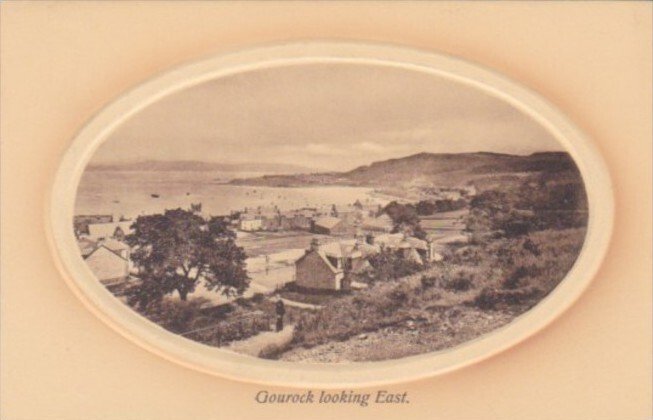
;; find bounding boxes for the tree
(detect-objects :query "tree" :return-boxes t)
[383,201,427,239]
[416,200,437,216]
[124,208,249,309]
[361,247,422,283]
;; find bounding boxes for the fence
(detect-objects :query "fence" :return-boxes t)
[180,310,272,347]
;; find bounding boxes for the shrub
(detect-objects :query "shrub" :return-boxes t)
[522,239,541,256]
[251,293,266,303]
[445,277,474,292]
[420,275,438,289]
[185,311,271,346]
[502,265,540,289]
[291,280,419,349]
[473,286,543,311]
[389,288,408,303]
[138,298,211,334]
[365,248,423,283]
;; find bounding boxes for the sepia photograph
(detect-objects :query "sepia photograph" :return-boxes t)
[71,61,589,363]
[4,3,650,418]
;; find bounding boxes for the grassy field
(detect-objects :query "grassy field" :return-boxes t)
[275,227,586,362]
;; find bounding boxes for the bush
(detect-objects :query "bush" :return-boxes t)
[473,286,543,311]
[364,248,423,284]
[292,280,419,349]
[185,311,271,346]
[445,277,474,292]
[420,275,438,289]
[251,293,266,303]
[138,298,211,334]
[389,288,408,304]
[502,265,539,289]
[522,239,541,256]
[135,298,272,347]
[466,174,588,239]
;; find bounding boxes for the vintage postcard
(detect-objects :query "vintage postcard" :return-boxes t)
[48,43,613,386]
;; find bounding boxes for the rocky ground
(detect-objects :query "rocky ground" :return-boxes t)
[280,304,515,363]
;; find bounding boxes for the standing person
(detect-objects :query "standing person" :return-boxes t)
[275,298,285,332]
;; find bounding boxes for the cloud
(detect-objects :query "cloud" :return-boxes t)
[93,63,562,170]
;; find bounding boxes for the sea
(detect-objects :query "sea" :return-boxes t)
[76,170,388,296]
[75,170,382,219]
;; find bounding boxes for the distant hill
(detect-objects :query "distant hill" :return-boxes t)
[87,160,315,174]
[228,151,580,188]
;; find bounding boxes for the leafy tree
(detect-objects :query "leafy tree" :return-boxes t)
[416,200,437,216]
[361,248,422,283]
[416,198,468,215]
[383,201,427,239]
[125,208,249,309]
[466,175,588,238]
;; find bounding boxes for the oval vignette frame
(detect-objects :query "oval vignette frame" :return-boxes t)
[46,42,614,388]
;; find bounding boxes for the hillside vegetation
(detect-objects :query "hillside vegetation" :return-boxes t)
[228,151,580,188]
[275,161,588,362]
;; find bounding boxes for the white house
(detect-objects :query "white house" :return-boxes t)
[239,216,263,232]
[84,245,129,286]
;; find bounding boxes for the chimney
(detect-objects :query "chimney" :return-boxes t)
[309,238,320,252]
[366,233,375,245]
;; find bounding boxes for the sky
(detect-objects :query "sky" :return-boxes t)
[91,63,562,172]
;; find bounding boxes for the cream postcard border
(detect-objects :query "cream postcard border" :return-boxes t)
[45,42,614,388]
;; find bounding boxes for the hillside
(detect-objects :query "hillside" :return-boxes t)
[228,151,581,188]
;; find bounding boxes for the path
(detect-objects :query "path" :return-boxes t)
[280,298,322,310]
[226,325,295,357]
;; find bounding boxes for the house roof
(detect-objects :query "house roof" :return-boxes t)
[84,244,127,261]
[353,242,380,257]
[100,238,129,253]
[317,238,382,261]
[314,216,342,229]
[317,251,342,273]
[319,241,352,258]
[374,233,429,250]
[362,214,394,231]
[88,221,134,239]
[374,233,404,248]
[77,237,97,256]
[83,245,128,283]
[294,248,342,274]
[406,237,428,250]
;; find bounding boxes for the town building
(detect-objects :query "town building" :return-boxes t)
[77,237,97,257]
[361,213,394,233]
[239,215,263,232]
[83,245,130,287]
[294,233,441,291]
[294,240,346,291]
[311,216,354,236]
[87,221,134,241]
[373,233,442,264]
